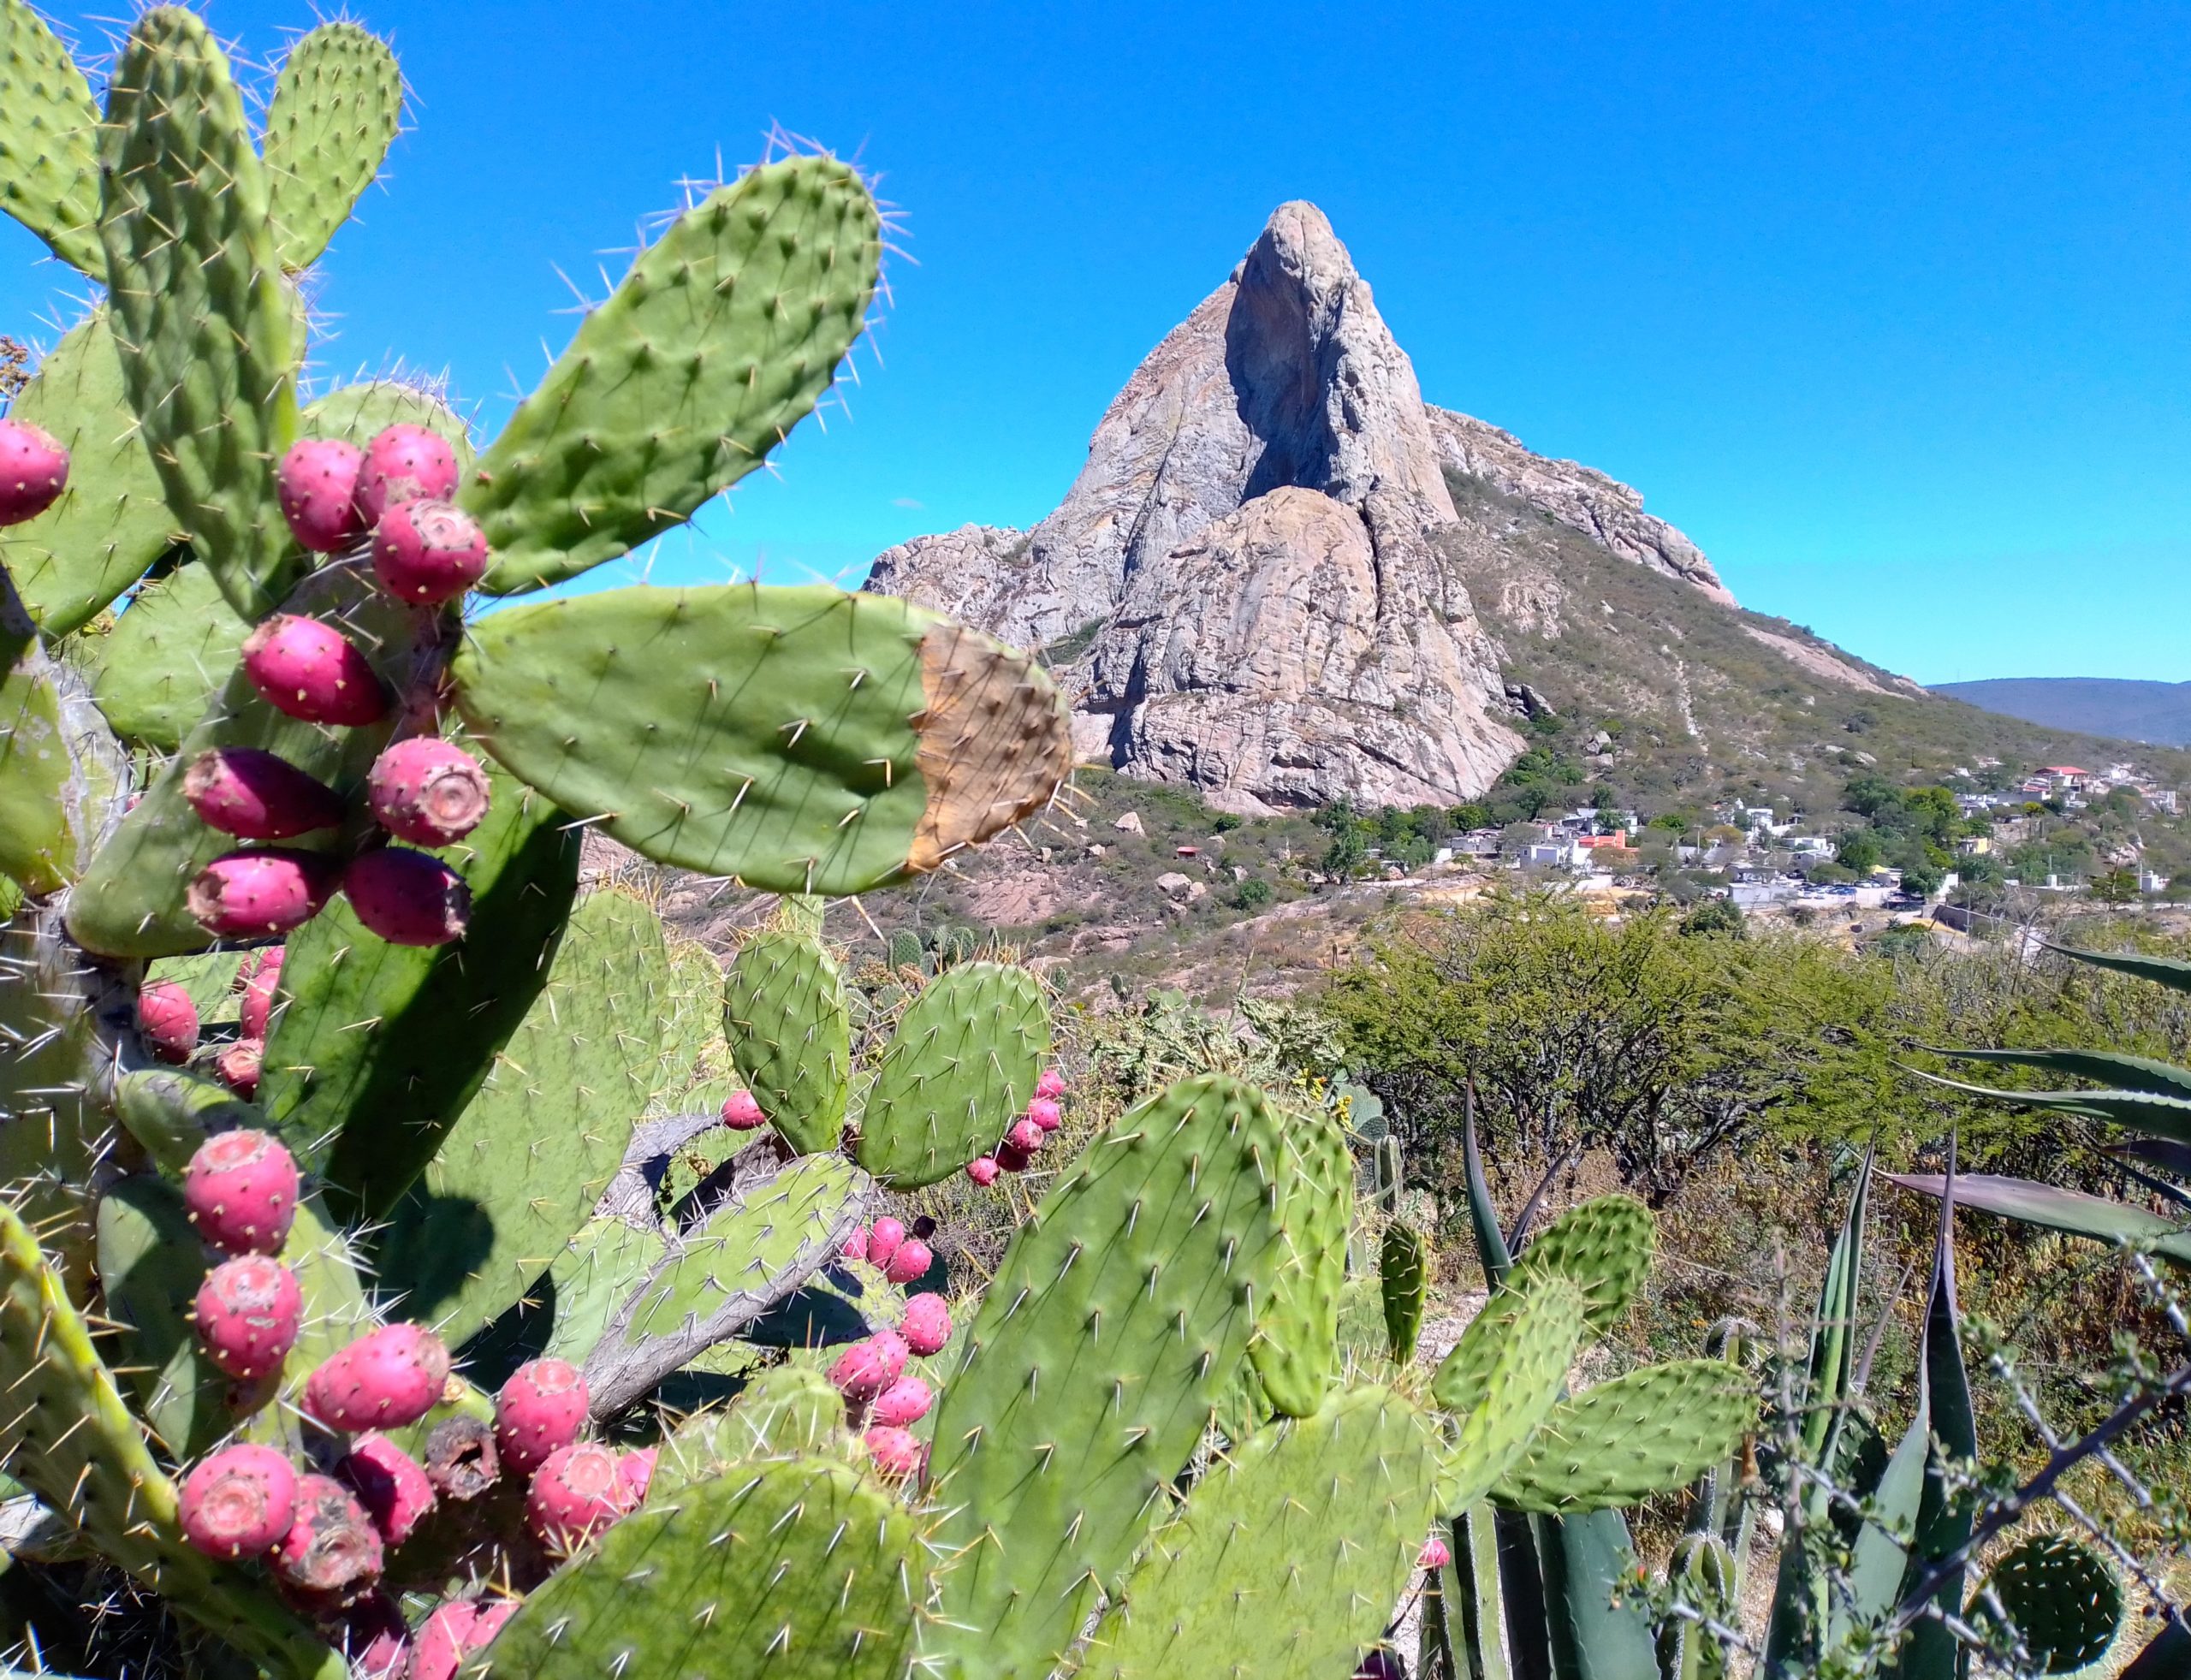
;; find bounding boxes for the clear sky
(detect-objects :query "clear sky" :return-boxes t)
[7,1,2190,686]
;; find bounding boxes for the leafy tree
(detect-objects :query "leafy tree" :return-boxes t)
[1837,829,1882,874]
[1232,876,1274,910]
[2090,868,2140,905]
[1449,802,1493,831]
[1679,896,1746,938]
[1900,860,1945,898]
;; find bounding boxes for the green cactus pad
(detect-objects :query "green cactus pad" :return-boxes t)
[656,1365,848,1497]
[723,926,852,1154]
[301,377,475,466]
[99,8,304,623]
[1250,1103,1352,1416]
[924,1074,1293,1680]
[1381,1220,1428,1366]
[1080,1385,1445,1680]
[478,1455,929,1680]
[263,764,579,1224]
[66,564,430,959]
[145,947,245,1024]
[855,959,1049,1188]
[537,1214,666,1374]
[586,1153,871,1414]
[1433,1274,1587,1511]
[263,22,402,272]
[466,156,880,595]
[1491,1358,1757,1514]
[1509,1194,1654,1337]
[95,1175,228,1459]
[0,1200,346,1680]
[449,584,1072,894]
[111,1066,253,1174]
[1973,1532,2123,1674]
[0,0,102,272]
[90,561,252,751]
[372,888,661,1347]
[0,310,180,635]
[1,592,128,893]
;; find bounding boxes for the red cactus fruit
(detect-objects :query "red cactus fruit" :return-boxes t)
[354,424,460,525]
[137,980,199,1066]
[178,1443,297,1558]
[618,1446,657,1507]
[995,1138,1036,1173]
[336,1433,437,1547]
[870,1374,934,1428]
[1034,1068,1066,1101]
[525,1441,635,1550]
[840,1229,868,1260]
[343,848,471,947]
[305,1323,452,1433]
[965,1155,1001,1186]
[1006,1117,1045,1155]
[194,1253,303,1380]
[277,437,368,553]
[183,1129,299,1255]
[333,1590,409,1680]
[1420,1535,1452,1570]
[183,747,345,840]
[272,1473,384,1600]
[721,1089,766,1131]
[238,946,285,1040]
[827,1331,910,1403]
[188,850,338,939]
[241,614,389,726]
[493,1357,588,1476]
[365,737,491,846]
[370,499,489,604]
[217,1038,264,1100]
[421,1415,500,1501]
[864,1425,924,1481]
[864,1217,905,1268]
[408,1598,516,1680]
[900,1292,953,1357]
[1025,1096,1063,1133]
[0,419,68,526]
[882,1238,933,1286]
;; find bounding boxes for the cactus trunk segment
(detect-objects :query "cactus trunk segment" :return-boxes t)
[0,1201,347,1680]
[1381,1220,1427,1366]
[449,585,1072,894]
[90,561,252,751]
[2,585,129,893]
[854,959,1048,1188]
[1250,1102,1352,1416]
[263,765,579,1223]
[477,1455,931,1680]
[724,925,852,1154]
[1080,1385,1446,1680]
[98,8,305,623]
[1488,1361,1756,1515]
[263,22,403,272]
[95,1174,230,1458]
[0,0,103,272]
[923,1073,1292,1680]
[0,309,180,636]
[466,157,881,596]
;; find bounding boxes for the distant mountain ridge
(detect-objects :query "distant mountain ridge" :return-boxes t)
[1934,679,2191,748]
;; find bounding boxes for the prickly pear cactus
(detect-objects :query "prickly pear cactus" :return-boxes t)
[855,959,1048,1188]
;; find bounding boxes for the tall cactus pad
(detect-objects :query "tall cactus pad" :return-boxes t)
[0,0,102,271]
[1974,1533,2123,1674]
[1080,1386,1445,1680]
[1,597,128,893]
[1381,1220,1428,1366]
[1509,1194,1654,1336]
[90,561,251,751]
[264,766,579,1222]
[924,1074,1292,1680]
[1432,1275,1586,1510]
[723,926,851,1153]
[1491,1359,1757,1515]
[1250,1104,1351,1416]
[478,1456,929,1680]
[450,585,1072,893]
[95,1175,229,1459]
[0,1202,346,1680]
[263,22,402,271]
[99,7,303,622]
[0,311,179,635]
[466,157,881,595]
[855,960,1048,1188]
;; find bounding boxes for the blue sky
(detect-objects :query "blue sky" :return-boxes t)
[7,0,2191,685]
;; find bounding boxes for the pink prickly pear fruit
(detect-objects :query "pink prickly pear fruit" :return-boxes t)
[525,1441,635,1551]
[217,1038,264,1100]
[422,1415,499,1501]
[353,424,459,525]
[336,1433,438,1547]
[305,1322,452,1433]
[183,747,344,840]
[188,850,338,939]
[343,848,472,947]
[1025,1096,1063,1133]
[335,1590,409,1680]
[241,614,390,727]
[864,1425,924,1481]
[277,437,368,553]
[995,1138,1036,1174]
[864,1217,906,1268]
[194,1253,303,1380]
[965,1155,1000,1187]
[178,1442,297,1558]
[0,419,68,526]
[1005,1117,1045,1155]
[238,946,285,1039]
[1034,1068,1066,1101]
[493,1357,588,1476]
[370,499,489,605]
[365,738,491,846]
[1420,1535,1452,1570]
[721,1089,766,1131]
[618,1446,657,1507]
[841,1228,868,1260]
[882,1238,933,1286]
[870,1374,934,1428]
[184,1129,300,1255]
[827,1331,910,1403]
[137,981,199,1066]
[272,1473,384,1599]
[408,1599,515,1680]
[900,1293,953,1357]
